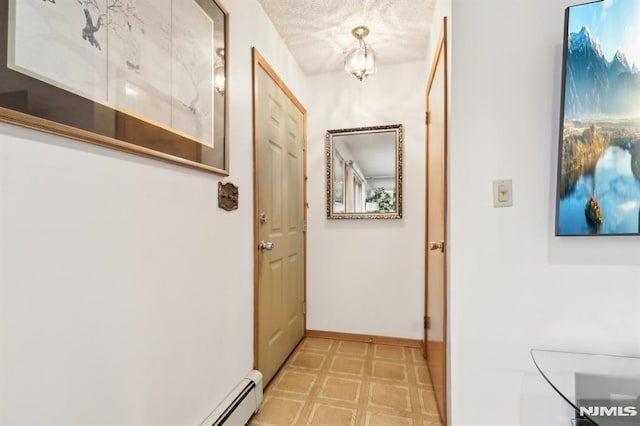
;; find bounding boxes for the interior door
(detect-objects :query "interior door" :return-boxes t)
[425,17,448,426]
[253,49,306,386]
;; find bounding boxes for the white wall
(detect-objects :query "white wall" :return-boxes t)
[306,61,428,339]
[0,1,307,424]
[450,0,640,425]
[427,0,451,68]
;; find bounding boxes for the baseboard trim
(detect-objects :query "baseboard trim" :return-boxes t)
[426,340,445,352]
[305,329,422,349]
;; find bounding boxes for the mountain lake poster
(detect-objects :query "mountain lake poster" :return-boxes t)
[557,0,640,236]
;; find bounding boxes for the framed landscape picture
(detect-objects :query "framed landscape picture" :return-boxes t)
[0,0,228,175]
[556,0,640,235]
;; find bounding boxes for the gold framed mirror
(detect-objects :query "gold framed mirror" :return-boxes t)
[326,124,403,219]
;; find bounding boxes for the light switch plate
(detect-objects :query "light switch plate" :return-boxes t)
[493,179,512,207]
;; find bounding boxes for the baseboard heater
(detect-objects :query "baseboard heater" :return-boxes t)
[200,370,263,426]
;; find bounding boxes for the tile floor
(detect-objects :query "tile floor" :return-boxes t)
[249,337,442,426]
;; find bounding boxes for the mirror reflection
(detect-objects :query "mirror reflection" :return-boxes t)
[326,124,403,219]
[201,0,228,171]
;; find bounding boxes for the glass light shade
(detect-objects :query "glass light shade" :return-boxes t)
[214,65,225,95]
[344,42,377,81]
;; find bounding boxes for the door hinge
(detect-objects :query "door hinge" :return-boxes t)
[303,302,307,314]
[303,219,307,233]
[426,111,431,125]
[424,316,431,330]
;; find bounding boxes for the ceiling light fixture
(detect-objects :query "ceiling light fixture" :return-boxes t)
[214,48,226,95]
[344,26,377,81]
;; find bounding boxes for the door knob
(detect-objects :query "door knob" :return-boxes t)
[429,240,445,252]
[259,241,275,252]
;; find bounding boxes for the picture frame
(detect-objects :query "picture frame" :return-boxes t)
[556,0,640,235]
[0,0,229,175]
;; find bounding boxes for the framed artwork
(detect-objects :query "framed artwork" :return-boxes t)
[0,0,229,175]
[556,0,640,235]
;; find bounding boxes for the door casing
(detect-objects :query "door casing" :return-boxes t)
[424,16,448,426]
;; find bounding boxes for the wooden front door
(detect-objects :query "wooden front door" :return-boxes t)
[253,49,306,385]
[425,17,448,426]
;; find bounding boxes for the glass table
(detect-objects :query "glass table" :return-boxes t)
[531,349,640,426]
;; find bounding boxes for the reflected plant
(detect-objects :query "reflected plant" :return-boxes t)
[366,187,395,212]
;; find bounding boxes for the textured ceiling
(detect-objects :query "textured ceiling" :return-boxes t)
[257,0,437,75]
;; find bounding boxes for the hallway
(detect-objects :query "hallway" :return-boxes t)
[249,338,441,425]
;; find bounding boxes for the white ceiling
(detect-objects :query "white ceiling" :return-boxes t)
[333,131,396,178]
[256,0,437,75]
